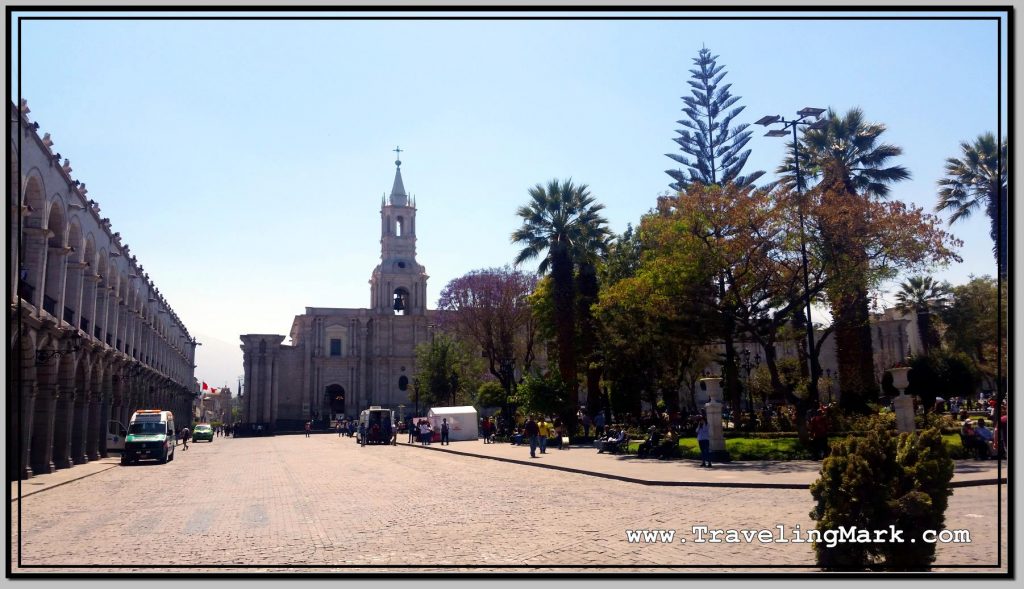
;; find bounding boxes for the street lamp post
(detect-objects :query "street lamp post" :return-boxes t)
[739,348,761,412]
[413,378,420,417]
[756,107,827,404]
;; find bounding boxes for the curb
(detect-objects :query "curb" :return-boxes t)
[400,443,1008,490]
[11,463,120,501]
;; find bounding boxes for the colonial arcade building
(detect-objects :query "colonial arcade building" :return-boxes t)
[240,155,436,432]
[9,101,198,479]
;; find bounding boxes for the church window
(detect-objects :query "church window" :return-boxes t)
[396,216,404,237]
[397,261,406,269]
[398,375,409,391]
[330,338,342,357]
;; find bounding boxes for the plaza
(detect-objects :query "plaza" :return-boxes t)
[9,435,1008,573]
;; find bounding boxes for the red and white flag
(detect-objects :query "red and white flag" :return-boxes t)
[202,382,208,391]
[211,387,218,394]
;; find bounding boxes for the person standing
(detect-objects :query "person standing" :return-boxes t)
[440,418,450,445]
[180,426,190,451]
[594,411,606,438]
[581,412,591,439]
[524,415,540,458]
[481,417,491,443]
[337,420,344,437]
[407,417,416,443]
[304,421,312,438]
[696,416,710,468]
[808,408,829,460]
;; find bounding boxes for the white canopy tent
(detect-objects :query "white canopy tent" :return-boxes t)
[427,406,479,442]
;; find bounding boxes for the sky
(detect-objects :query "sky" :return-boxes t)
[11,9,1009,391]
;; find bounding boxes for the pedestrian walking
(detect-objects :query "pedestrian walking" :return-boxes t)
[408,417,416,443]
[696,416,711,468]
[441,418,450,445]
[305,421,312,438]
[524,415,540,458]
[181,426,190,450]
[538,417,550,454]
[337,420,344,437]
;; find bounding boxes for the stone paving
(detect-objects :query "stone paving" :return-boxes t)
[8,434,1009,574]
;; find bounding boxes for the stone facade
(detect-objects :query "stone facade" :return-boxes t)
[9,100,198,479]
[240,157,436,432]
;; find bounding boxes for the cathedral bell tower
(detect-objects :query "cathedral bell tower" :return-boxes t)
[369,148,428,316]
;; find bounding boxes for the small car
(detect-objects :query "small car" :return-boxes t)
[192,423,214,442]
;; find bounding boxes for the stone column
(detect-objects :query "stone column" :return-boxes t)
[30,372,59,475]
[85,365,104,461]
[889,367,915,434]
[51,356,76,469]
[19,379,38,479]
[99,372,112,458]
[700,377,731,462]
[72,368,91,465]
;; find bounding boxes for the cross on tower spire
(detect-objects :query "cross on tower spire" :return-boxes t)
[393,145,403,166]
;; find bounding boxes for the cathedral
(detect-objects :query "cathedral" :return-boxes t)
[240,154,436,432]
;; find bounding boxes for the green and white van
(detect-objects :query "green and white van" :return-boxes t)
[122,410,176,465]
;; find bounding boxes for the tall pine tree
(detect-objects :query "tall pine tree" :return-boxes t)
[666,46,763,190]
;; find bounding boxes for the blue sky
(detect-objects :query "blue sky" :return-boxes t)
[12,11,1008,390]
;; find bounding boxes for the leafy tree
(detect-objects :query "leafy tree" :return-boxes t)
[665,46,763,190]
[936,132,1008,275]
[600,224,643,287]
[412,333,481,409]
[894,275,951,355]
[905,350,980,412]
[781,108,911,412]
[511,372,568,420]
[512,179,609,431]
[939,275,1004,392]
[475,381,505,412]
[437,267,537,426]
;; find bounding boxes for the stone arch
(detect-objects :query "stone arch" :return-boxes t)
[19,175,47,303]
[64,220,84,328]
[9,139,19,295]
[42,197,67,317]
[325,384,346,418]
[80,235,97,336]
[392,287,409,316]
[95,250,109,343]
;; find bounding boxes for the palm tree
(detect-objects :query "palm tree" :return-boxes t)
[779,108,910,412]
[512,179,609,425]
[778,107,910,196]
[894,275,951,355]
[936,132,1008,276]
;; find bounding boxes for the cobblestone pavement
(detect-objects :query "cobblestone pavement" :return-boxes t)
[9,435,1009,574]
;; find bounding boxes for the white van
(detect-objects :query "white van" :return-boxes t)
[122,410,176,464]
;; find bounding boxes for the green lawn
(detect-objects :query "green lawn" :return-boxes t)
[626,433,966,461]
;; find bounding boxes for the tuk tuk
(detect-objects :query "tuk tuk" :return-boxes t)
[359,406,396,446]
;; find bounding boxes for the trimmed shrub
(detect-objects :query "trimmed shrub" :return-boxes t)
[809,424,954,571]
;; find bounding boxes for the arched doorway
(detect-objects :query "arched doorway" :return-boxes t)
[325,384,345,419]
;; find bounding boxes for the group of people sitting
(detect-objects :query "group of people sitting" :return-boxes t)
[961,417,999,460]
[596,428,628,454]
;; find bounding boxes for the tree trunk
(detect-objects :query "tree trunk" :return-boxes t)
[550,248,578,433]
[832,282,876,413]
